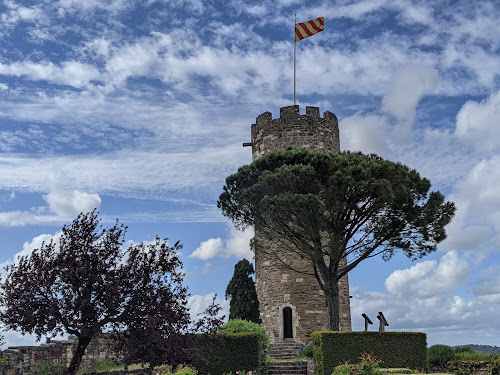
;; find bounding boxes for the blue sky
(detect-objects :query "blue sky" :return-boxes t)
[0,0,499,349]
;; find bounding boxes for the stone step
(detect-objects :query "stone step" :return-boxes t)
[271,347,304,352]
[270,342,304,359]
[269,362,307,368]
[271,342,304,348]
[271,353,302,359]
[269,360,307,375]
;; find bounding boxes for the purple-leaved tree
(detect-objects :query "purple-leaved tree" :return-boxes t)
[0,211,214,375]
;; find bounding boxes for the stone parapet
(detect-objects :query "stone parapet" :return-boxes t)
[251,105,340,160]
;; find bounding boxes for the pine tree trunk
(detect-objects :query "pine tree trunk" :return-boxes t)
[64,335,92,375]
[325,280,340,331]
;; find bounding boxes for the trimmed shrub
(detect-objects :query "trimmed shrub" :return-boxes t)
[311,331,427,375]
[218,319,269,356]
[197,332,264,375]
[218,319,269,374]
[428,344,455,366]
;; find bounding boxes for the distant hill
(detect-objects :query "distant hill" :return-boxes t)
[455,345,500,353]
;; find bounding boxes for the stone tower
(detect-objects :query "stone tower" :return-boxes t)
[249,105,351,344]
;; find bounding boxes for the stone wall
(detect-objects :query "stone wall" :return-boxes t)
[251,105,351,344]
[0,334,121,375]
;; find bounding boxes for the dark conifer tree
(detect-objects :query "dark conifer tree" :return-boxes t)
[225,259,261,323]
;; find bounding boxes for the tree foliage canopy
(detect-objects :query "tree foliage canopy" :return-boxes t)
[0,211,195,374]
[218,147,456,329]
[225,259,261,323]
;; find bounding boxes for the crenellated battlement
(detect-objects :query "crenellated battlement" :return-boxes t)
[251,105,339,160]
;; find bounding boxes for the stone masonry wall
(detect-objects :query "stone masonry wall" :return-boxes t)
[251,105,351,344]
[0,334,121,375]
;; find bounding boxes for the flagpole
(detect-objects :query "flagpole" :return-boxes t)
[293,13,296,106]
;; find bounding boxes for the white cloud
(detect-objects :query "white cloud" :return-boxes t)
[0,1,46,28]
[245,5,267,16]
[55,0,130,16]
[441,155,500,251]
[473,270,500,304]
[187,293,229,322]
[1,328,40,349]
[455,91,500,152]
[381,65,438,125]
[0,210,51,227]
[385,251,470,299]
[43,189,101,217]
[334,0,388,19]
[351,288,499,346]
[0,145,250,200]
[0,185,101,227]
[189,238,223,260]
[189,225,254,260]
[340,114,392,156]
[0,60,102,88]
[477,294,500,304]
[0,232,61,273]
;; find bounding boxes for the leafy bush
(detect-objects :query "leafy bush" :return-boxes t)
[301,343,313,358]
[174,364,198,375]
[455,346,475,354]
[81,360,121,373]
[454,352,500,361]
[427,344,456,366]
[0,334,8,365]
[332,353,385,375]
[31,352,65,375]
[448,359,500,375]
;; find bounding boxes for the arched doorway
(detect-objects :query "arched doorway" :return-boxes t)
[283,307,293,339]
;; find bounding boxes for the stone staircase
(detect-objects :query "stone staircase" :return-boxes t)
[269,342,304,359]
[269,342,307,375]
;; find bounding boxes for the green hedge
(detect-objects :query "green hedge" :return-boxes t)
[197,332,264,375]
[311,331,427,375]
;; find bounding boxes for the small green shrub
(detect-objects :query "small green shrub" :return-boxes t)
[0,334,8,365]
[427,345,456,366]
[455,346,475,354]
[81,360,121,373]
[448,359,500,375]
[332,353,385,375]
[301,343,313,358]
[31,352,65,375]
[454,352,500,361]
[174,364,198,375]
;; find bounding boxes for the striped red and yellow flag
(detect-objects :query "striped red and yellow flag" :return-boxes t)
[295,17,324,42]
